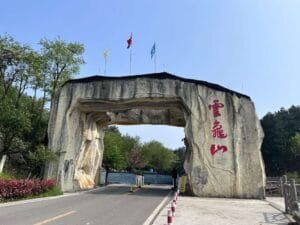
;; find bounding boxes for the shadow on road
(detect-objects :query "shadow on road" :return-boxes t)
[88,186,130,195]
[88,185,172,197]
[130,185,171,197]
[262,212,293,225]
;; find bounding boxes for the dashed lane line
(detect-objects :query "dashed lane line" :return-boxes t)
[32,210,76,225]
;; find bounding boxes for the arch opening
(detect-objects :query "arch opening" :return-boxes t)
[73,97,190,190]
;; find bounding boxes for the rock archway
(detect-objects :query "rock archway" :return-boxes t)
[45,72,265,198]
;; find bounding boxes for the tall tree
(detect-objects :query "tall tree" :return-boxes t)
[261,106,300,176]
[0,35,85,176]
[103,127,128,170]
[39,38,84,105]
[0,35,34,167]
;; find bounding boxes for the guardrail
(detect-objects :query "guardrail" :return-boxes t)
[281,175,300,223]
[266,177,282,196]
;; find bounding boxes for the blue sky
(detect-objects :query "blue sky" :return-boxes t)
[1,0,299,149]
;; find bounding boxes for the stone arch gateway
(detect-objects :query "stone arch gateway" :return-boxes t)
[45,72,265,198]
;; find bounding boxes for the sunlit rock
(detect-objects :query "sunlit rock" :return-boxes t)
[45,72,265,198]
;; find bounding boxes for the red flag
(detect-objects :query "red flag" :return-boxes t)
[127,33,132,49]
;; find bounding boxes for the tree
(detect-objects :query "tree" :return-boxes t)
[0,34,85,177]
[103,127,128,170]
[39,38,85,103]
[142,141,176,173]
[289,132,300,155]
[103,126,141,171]
[261,105,300,176]
[128,145,144,171]
[0,35,34,170]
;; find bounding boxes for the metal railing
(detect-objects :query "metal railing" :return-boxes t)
[266,177,283,196]
[281,175,300,223]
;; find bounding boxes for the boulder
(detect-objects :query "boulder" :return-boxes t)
[45,72,265,198]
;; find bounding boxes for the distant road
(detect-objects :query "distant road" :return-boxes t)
[0,185,171,225]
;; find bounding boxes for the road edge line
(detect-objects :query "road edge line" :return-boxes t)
[0,186,108,208]
[142,190,173,225]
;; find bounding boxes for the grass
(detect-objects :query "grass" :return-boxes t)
[0,172,16,179]
[34,186,63,198]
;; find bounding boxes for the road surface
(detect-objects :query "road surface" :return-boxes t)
[0,185,171,225]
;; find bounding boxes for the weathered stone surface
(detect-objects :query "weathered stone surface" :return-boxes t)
[45,72,265,198]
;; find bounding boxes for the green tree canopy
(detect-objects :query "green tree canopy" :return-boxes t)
[0,34,85,177]
[103,127,178,173]
[39,38,84,101]
[289,132,300,156]
[142,140,176,173]
[261,105,300,176]
[103,126,139,171]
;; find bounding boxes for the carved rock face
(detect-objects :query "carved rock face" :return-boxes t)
[45,73,265,198]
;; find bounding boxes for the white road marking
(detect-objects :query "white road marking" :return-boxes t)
[33,210,76,225]
[142,190,172,225]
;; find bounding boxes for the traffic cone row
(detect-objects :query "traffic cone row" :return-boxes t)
[166,189,179,225]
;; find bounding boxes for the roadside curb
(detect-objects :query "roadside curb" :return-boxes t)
[0,185,108,208]
[265,200,295,223]
[142,190,173,225]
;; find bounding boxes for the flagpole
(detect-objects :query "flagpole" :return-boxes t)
[154,52,157,73]
[104,57,107,75]
[103,49,109,75]
[127,33,133,75]
[151,42,157,73]
[129,49,132,75]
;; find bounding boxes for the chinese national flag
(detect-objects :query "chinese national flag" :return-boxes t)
[127,33,132,49]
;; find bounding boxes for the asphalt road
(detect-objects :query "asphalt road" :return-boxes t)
[0,185,171,225]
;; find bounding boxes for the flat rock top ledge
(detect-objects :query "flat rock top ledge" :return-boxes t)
[46,72,265,199]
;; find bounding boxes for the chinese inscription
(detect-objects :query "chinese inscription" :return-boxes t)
[208,100,228,156]
[211,120,227,138]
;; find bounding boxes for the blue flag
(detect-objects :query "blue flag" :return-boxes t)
[151,43,156,59]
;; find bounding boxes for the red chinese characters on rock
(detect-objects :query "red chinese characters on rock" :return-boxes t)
[208,100,224,118]
[208,99,228,156]
[211,120,227,138]
[210,144,228,155]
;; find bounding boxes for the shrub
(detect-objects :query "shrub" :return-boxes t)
[0,179,56,200]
